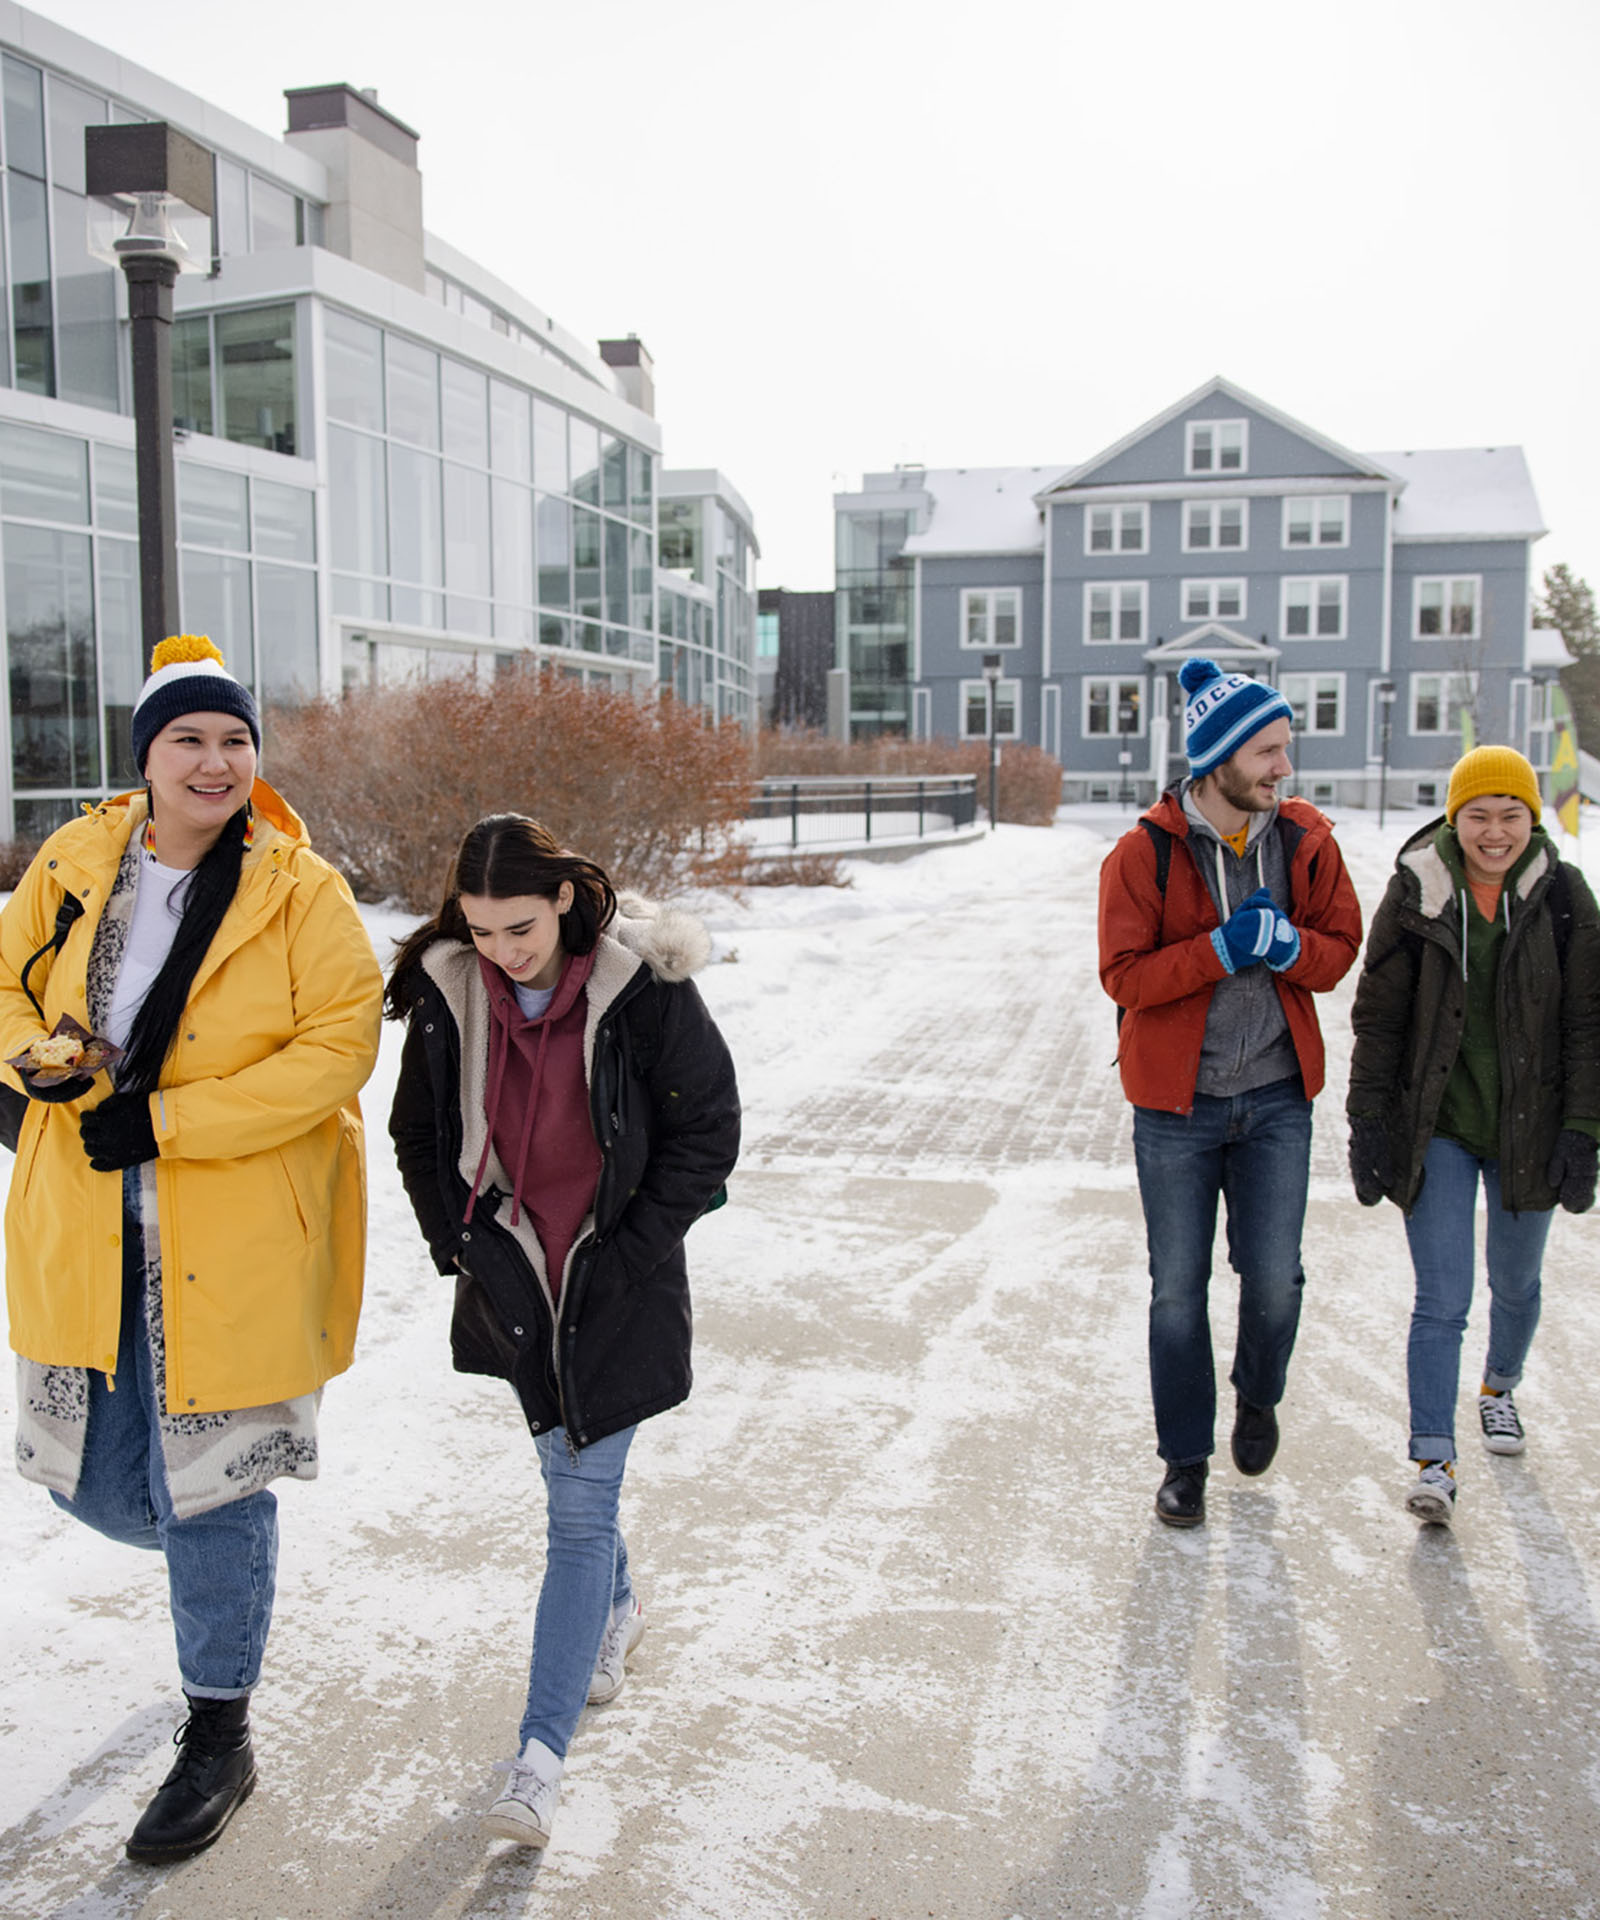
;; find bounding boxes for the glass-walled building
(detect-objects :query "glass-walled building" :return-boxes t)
[0,8,756,838]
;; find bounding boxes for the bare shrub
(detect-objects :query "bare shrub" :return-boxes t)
[266,673,753,911]
[745,852,852,888]
[0,838,41,890]
[757,728,1062,827]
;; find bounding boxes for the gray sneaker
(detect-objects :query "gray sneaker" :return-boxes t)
[588,1598,646,1705]
[484,1738,562,1848]
[1405,1460,1457,1527]
[1479,1389,1526,1455]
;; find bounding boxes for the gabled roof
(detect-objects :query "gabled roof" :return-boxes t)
[900,465,1071,556]
[1041,376,1402,496]
[1145,624,1280,665]
[1371,447,1546,542]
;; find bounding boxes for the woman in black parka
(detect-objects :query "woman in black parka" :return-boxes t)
[1348,747,1600,1529]
[387,814,738,1853]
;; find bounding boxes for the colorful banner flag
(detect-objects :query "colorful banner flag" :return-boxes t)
[1547,685,1580,838]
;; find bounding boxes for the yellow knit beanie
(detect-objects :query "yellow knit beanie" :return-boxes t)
[1445,744,1541,823]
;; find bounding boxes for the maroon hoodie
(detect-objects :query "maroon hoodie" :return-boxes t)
[464,947,601,1301]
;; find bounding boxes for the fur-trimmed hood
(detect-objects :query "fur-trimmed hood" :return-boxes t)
[610,892,712,983]
[1394,817,1554,926]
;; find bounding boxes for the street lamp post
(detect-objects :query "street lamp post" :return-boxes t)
[85,124,214,665]
[1374,679,1397,828]
[982,652,1002,831]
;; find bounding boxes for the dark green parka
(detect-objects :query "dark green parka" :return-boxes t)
[1348,818,1600,1213]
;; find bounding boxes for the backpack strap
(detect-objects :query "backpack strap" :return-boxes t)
[1138,816,1172,897]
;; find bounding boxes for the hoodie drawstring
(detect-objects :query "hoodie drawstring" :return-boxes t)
[504,1019,552,1228]
[464,1000,513,1224]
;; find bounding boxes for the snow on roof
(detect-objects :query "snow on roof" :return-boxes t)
[901,466,1072,556]
[1372,446,1546,542]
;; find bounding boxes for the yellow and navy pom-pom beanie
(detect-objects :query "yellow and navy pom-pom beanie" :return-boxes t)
[130,634,261,773]
[1445,744,1541,823]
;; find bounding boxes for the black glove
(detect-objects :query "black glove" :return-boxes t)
[19,1068,94,1103]
[1546,1127,1598,1213]
[1349,1115,1392,1207]
[80,1092,158,1171]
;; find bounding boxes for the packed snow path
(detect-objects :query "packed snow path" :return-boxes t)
[3,809,1599,1918]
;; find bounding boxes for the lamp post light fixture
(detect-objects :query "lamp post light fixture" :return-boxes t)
[1374,678,1397,828]
[85,123,215,666]
[981,652,1002,832]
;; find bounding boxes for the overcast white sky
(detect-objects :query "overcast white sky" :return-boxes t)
[37,0,1600,597]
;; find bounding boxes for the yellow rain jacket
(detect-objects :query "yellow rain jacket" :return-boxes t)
[1,780,382,1413]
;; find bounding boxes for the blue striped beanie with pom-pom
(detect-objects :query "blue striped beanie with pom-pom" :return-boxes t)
[1179,656,1294,776]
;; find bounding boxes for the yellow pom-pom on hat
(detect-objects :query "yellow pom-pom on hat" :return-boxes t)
[151,633,227,672]
[130,631,260,774]
[1446,744,1542,823]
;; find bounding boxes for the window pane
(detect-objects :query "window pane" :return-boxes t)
[629,446,653,523]
[1286,585,1310,637]
[219,305,296,455]
[492,480,533,606]
[324,309,383,430]
[966,595,987,646]
[601,434,627,510]
[180,549,254,685]
[995,686,1017,733]
[253,479,314,562]
[48,77,104,197]
[173,316,213,434]
[533,398,568,493]
[1186,584,1209,619]
[257,563,319,704]
[391,445,443,586]
[99,536,141,785]
[1118,511,1142,552]
[0,422,88,522]
[1089,588,1111,641]
[1416,680,1440,731]
[1318,501,1344,543]
[660,498,700,576]
[604,515,628,626]
[386,335,440,449]
[1287,501,1312,545]
[1450,581,1476,635]
[7,525,98,786]
[9,171,53,395]
[1090,509,1112,552]
[1218,505,1242,548]
[94,443,137,534]
[1315,683,1339,730]
[181,463,249,550]
[1191,428,1213,471]
[994,592,1019,647]
[215,158,248,260]
[964,686,987,736]
[1217,582,1242,619]
[1317,583,1342,635]
[328,426,387,576]
[570,417,601,504]
[573,507,602,621]
[490,380,532,480]
[52,185,118,410]
[332,574,388,619]
[443,462,491,597]
[249,175,298,251]
[1088,683,1109,733]
[4,56,45,175]
[1188,507,1211,548]
[441,358,489,466]
[536,493,570,608]
[1219,425,1243,469]
[630,526,653,631]
[1117,594,1141,641]
[1418,582,1443,634]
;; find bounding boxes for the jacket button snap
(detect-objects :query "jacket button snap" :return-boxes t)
[530,1421,541,1432]
[187,1398,196,1407]
[461,1230,471,1242]
[109,1234,119,1248]
[186,1272,195,1283]
[186,1032,196,1042]
[47,859,56,868]
[513,1325,524,1336]
[424,1023,434,1033]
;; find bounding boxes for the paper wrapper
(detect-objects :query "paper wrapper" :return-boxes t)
[5,1014,123,1087]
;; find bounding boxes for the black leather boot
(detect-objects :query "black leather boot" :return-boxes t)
[125,1693,256,1864]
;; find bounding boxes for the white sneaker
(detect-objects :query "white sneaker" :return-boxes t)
[484,1737,562,1848]
[1479,1389,1526,1455]
[588,1598,646,1705]
[1405,1459,1458,1527]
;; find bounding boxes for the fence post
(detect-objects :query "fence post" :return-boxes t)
[864,780,873,842]
[917,780,926,838]
[790,782,800,849]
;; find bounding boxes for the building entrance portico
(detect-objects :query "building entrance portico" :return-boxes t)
[1143,626,1281,792]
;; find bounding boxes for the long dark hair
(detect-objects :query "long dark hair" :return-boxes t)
[385,814,617,1019]
[117,804,250,1094]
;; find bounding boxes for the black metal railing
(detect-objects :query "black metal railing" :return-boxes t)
[746,774,980,851]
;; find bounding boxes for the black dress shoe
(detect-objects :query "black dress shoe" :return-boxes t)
[1155,1460,1208,1527]
[1231,1397,1280,1476]
[126,1694,256,1864]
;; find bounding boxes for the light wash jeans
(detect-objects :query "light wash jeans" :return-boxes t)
[52,1205,278,1698]
[518,1423,636,1758]
[1133,1076,1312,1465]
[1404,1134,1551,1461]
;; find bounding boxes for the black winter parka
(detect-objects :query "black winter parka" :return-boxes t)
[1348,819,1600,1213]
[389,901,740,1450]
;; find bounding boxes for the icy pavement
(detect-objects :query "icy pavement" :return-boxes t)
[3,805,1600,1918]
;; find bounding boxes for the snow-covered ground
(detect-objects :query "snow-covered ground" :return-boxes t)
[3,803,1600,1919]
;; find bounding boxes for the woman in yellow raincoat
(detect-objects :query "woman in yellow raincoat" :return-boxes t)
[0,636,381,1865]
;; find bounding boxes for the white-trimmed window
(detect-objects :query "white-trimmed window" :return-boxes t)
[1182,500,1247,552]
[1085,502,1148,555]
[1182,578,1246,622]
[1414,576,1480,640]
[1280,671,1345,735]
[1410,671,1476,735]
[1282,575,1347,639]
[1084,676,1145,737]
[1283,495,1349,548]
[1186,419,1247,475]
[961,677,1020,739]
[1084,580,1147,644]
[961,586,1021,649]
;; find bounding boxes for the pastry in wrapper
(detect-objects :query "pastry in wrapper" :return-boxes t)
[6,1014,122,1087]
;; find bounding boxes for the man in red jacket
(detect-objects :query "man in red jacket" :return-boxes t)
[1098,658,1362,1527]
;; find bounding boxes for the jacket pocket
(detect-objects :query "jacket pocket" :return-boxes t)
[450,1271,521,1379]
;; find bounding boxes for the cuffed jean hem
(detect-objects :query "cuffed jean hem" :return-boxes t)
[1483,1364,1522,1394]
[1409,1433,1457,1464]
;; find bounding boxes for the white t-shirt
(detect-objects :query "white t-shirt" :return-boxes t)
[512,980,557,1022]
[106,853,192,1051]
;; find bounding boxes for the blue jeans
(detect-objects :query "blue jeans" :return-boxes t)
[1404,1134,1550,1462]
[518,1424,636,1758]
[1133,1077,1312,1465]
[51,1210,278,1698]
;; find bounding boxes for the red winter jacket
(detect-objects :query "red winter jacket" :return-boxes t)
[1098,790,1363,1113]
